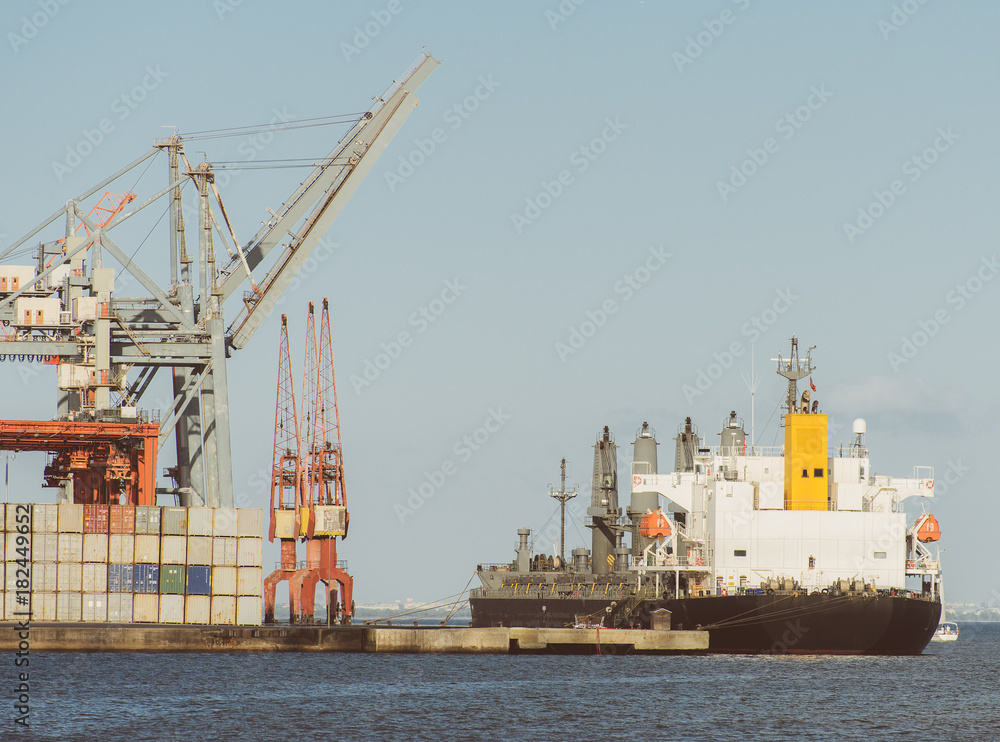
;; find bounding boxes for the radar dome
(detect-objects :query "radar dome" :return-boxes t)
[853,418,867,435]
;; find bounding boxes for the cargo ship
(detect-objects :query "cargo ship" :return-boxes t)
[471,338,944,654]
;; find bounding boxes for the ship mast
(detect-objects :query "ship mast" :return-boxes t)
[549,458,578,563]
[775,336,815,417]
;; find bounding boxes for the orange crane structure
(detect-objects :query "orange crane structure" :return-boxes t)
[264,300,352,624]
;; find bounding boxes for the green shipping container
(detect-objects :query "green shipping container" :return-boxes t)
[159,564,186,595]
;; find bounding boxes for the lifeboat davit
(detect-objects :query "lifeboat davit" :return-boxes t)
[639,509,671,539]
[916,514,941,542]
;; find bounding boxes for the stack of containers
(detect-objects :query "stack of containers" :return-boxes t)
[0,504,263,626]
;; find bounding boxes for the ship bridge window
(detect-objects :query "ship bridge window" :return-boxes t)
[802,469,809,478]
[874,551,887,559]
[814,468,824,478]
[733,549,747,557]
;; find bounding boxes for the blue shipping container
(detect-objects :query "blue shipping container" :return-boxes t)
[134,563,160,594]
[186,565,212,595]
[108,564,134,592]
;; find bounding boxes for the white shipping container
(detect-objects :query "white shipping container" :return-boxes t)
[57,562,83,592]
[34,533,59,563]
[237,537,263,567]
[187,536,212,565]
[32,504,59,533]
[57,592,82,621]
[0,503,4,533]
[212,537,237,567]
[133,594,159,623]
[58,533,83,562]
[212,566,237,596]
[211,595,236,625]
[161,535,187,564]
[185,594,211,624]
[7,532,31,561]
[236,595,262,626]
[213,508,238,537]
[32,562,57,592]
[6,502,28,531]
[237,567,262,596]
[109,534,135,563]
[83,533,109,562]
[159,593,185,623]
[82,563,108,593]
[31,592,56,621]
[188,508,214,537]
[107,592,133,622]
[134,534,160,564]
[236,509,263,538]
[58,503,84,533]
[5,591,33,621]
[82,592,107,622]
[5,563,24,591]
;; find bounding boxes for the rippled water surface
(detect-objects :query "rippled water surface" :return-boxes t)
[16,623,1000,741]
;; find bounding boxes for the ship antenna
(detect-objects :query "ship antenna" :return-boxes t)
[773,336,815,419]
[549,458,578,564]
[740,346,762,453]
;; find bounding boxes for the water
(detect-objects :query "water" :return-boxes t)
[15,624,999,740]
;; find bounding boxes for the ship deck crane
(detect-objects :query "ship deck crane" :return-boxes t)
[0,53,438,507]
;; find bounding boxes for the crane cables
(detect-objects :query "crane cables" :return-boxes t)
[177,112,367,143]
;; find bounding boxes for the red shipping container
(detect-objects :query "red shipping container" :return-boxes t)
[109,506,136,534]
[83,504,109,534]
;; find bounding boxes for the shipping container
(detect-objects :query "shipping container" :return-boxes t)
[160,564,186,594]
[107,592,133,622]
[83,533,109,562]
[32,504,59,533]
[237,567,262,596]
[57,562,83,592]
[7,532,31,561]
[185,594,211,624]
[82,592,107,621]
[213,508,238,537]
[108,564,134,592]
[236,595,262,625]
[211,595,236,624]
[33,533,58,562]
[212,566,237,596]
[58,503,84,533]
[186,565,212,595]
[212,537,237,567]
[161,506,188,536]
[187,536,212,565]
[3,592,23,621]
[273,509,296,539]
[134,534,160,564]
[56,591,82,621]
[134,506,161,535]
[132,593,159,622]
[0,503,5,532]
[237,508,263,537]
[5,563,26,592]
[83,504,109,534]
[187,507,214,537]
[82,562,108,592]
[30,592,56,621]
[109,506,136,534]
[6,502,27,531]
[237,537,263,567]
[133,563,160,594]
[32,561,57,592]
[57,533,83,562]
[159,594,184,623]
[109,534,134,563]
[161,535,187,564]
[313,505,347,536]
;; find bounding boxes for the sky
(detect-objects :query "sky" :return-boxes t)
[0,1,998,607]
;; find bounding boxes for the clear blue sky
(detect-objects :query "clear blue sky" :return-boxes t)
[1,1,998,606]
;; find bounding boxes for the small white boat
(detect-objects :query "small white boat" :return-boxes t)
[932,621,959,642]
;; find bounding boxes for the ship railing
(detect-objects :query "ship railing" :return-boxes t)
[477,563,513,572]
[271,559,349,571]
[474,583,642,600]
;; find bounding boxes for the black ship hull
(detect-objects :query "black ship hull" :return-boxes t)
[470,593,941,655]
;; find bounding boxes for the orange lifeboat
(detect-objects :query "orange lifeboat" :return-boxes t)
[916,514,941,543]
[639,509,672,539]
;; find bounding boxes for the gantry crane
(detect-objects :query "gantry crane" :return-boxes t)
[0,53,438,507]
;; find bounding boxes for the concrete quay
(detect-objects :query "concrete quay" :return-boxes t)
[0,623,707,654]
